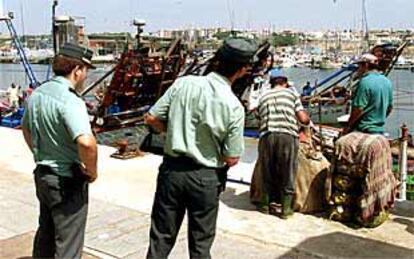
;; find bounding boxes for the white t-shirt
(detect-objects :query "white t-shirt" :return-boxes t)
[7,87,20,102]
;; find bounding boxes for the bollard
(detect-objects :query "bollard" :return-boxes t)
[399,124,408,200]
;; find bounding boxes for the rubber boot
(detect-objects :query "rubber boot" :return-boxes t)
[256,194,269,214]
[280,194,294,219]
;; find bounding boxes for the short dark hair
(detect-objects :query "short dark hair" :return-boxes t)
[270,77,287,87]
[214,54,249,78]
[367,63,378,70]
[52,55,87,77]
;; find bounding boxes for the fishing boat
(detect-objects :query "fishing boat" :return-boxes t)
[302,42,408,125]
[318,56,343,70]
[394,57,414,70]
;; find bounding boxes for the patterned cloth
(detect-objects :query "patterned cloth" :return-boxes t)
[334,132,397,221]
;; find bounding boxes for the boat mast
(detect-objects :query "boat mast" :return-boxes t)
[20,1,25,47]
[361,0,369,51]
[226,0,236,37]
[0,0,5,19]
[333,0,369,53]
[52,0,58,55]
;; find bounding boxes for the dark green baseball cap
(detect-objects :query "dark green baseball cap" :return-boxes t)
[216,38,257,64]
[59,42,96,69]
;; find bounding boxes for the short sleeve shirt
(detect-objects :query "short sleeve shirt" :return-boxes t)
[149,72,245,168]
[22,76,92,177]
[352,71,393,134]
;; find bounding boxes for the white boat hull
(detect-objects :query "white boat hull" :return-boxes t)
[306,103,350,125]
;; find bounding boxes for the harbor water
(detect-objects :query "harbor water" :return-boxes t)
[1,63,413,138]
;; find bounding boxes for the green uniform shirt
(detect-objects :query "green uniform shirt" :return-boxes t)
[22,76,93,177]
[149,72,245,168]
[352,71,393,134]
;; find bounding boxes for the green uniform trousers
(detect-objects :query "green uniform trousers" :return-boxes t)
[32,165,88,259]
[147,156,222,259]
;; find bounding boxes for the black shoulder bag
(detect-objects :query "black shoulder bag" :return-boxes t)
[139,126,165,155]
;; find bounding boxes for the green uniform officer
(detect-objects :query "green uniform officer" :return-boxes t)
[22,43,98,259]
[145,38,257,259]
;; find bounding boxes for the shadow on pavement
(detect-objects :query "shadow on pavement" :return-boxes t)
[280,231,414,258]
[220,187,256,211]
[393,217,414,235]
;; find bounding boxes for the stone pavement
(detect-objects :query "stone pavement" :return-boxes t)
[0,169,299,258]
[0,127,413,258]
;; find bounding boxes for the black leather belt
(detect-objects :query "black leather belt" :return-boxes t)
[163,155,207,170]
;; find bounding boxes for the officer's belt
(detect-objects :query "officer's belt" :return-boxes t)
[163,155,216,171]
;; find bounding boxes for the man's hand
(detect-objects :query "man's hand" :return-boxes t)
[144,113,167,133]
[224,156,240,167]
[346,107,364,135]
[77,135,98,183]
[342,127,350,136]
[296,110,310,126]
[79,163,97,183]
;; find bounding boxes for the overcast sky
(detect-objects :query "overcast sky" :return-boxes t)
[1,0,413,35]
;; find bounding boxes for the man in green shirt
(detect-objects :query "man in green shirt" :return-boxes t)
[145,38,256,259]
[344,53,393,134]
[22,43,97,258]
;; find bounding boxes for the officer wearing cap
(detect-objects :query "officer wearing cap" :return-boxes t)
[256,68,309,219]
[344,53,393,134]
[144,38,256,258]
[22,42,97,258]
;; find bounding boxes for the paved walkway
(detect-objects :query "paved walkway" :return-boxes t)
[0,169,298,258]
[0,127,413,258]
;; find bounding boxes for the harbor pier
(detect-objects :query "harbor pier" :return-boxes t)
[0,127,413,258]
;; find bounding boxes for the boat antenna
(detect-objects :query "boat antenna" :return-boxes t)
[333,0,370,52]
[20,1,25,47]
[361,0,369,49]
[226,0,236,37]
[52,0,58,55]
[0,0,3,18]
[133,19,145,51]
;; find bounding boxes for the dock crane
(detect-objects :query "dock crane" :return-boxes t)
[0,12,40,88]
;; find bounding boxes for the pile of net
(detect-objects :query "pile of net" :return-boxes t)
[327,132,398,227]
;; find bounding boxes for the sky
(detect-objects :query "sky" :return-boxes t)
[1,0,413,35]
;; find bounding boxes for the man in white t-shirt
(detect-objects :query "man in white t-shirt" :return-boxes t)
[7,83,20,108]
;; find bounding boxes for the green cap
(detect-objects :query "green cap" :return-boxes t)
[216,38,257,64]
[59,42,96,69]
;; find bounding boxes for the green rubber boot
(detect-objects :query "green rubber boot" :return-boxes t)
[256,194,269,214]
[280,194,294,219]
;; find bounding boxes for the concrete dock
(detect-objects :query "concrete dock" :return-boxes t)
[0,127,413,258]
